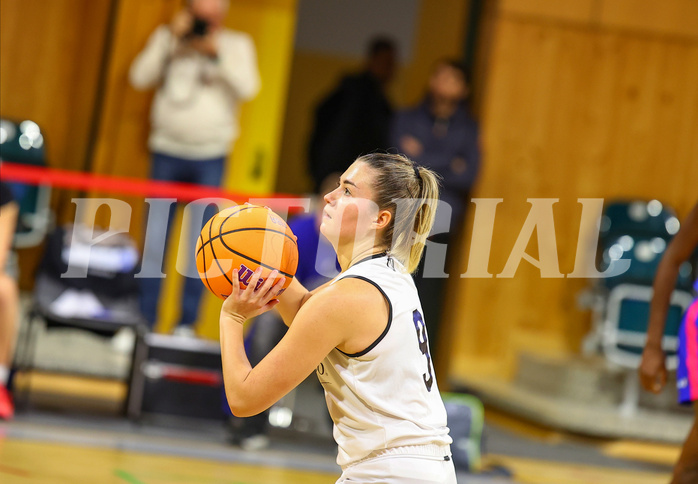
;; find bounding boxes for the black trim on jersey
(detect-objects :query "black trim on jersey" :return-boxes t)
[335,275,392,358]
[349,251,388,269]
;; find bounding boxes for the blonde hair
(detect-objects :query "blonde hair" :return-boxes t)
[358,153,440,273]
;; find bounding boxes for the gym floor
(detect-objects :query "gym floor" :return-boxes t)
[0,371,677,484]
[3,298,680,483]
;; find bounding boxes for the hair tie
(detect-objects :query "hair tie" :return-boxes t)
[413,164,421,181]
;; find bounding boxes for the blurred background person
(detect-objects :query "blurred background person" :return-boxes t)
[640,202,698,484]
[0,179,20,420]
[308,37,397,192]
[390,59,480,354]
[129,0,260,336]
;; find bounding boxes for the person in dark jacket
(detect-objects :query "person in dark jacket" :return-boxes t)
[390,59,481,357]
[308,37,397,192]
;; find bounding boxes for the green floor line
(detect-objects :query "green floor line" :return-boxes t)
[114,469,147,484]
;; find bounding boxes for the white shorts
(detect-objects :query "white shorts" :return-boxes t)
[336,445,457,484]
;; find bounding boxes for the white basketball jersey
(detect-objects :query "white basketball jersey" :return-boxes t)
[316,253,452,467]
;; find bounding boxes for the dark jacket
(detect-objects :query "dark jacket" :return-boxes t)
[309,71,393,190]
[391,100,481,234]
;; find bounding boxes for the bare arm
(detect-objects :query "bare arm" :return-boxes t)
[274,277,334,327]
[646,207,698,347]
[640,202,698,392]
[219,272,386,417]
[0,201,18,270]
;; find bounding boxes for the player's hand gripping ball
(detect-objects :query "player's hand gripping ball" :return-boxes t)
[196,205,299,299]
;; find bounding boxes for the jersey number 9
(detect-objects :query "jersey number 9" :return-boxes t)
[413,310,434,392]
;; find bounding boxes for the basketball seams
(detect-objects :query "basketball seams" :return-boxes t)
[195,204,294,256]
[195,205,297,257]
[195,226,297,257]
[217,235,294,278]
[198,204,251,295]
[208,212,233,288]
[196,204,298,298]
[198,232,216,296]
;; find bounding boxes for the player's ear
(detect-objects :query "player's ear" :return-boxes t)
[374,209,392,231]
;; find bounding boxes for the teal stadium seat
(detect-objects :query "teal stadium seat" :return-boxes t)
[599,234,695,291]
[0,118,53,248]
[599,199,680,242]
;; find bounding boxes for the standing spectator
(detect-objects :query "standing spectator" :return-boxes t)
[0,180,19,419]
[308,37,397,192]
[639,202,698,484]
[390,59,481,356]
[130,0,260,335]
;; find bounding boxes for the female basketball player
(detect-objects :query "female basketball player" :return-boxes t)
[219,153,456,483]
[640,201,698,484]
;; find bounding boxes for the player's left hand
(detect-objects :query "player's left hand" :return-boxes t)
[221,268,286,325]
[639,345,667,393]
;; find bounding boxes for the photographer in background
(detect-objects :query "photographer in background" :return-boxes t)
[130,0,260,336]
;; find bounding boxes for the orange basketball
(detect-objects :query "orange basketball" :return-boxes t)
[195,204,299,300]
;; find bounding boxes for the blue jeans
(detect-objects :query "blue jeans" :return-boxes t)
[139,152,225,329]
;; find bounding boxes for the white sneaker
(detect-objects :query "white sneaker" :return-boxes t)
[240,434,270,451]
[172,326,197,338]
[111,328,136,354]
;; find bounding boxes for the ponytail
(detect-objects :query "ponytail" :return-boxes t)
[407,166,440,273]
[358,153,441,273]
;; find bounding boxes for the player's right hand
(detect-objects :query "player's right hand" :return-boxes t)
[639,345,667,394]
[222,268,286,324]
[170,10,193,39]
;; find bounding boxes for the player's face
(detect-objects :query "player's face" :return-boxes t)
[320,162,381,247]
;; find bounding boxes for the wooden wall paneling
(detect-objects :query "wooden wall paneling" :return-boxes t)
[0,0,112,287]
[498,0,595,24]
[599,0,698,39]
[0,0,111,171]
[446,14,698,383]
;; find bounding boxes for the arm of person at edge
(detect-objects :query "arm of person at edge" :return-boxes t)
[129,12,192,90]
[0,200,19,271]
[639,202,698,393]
[219,268,387,417]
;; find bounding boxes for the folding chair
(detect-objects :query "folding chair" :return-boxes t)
[14,225,146,414]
